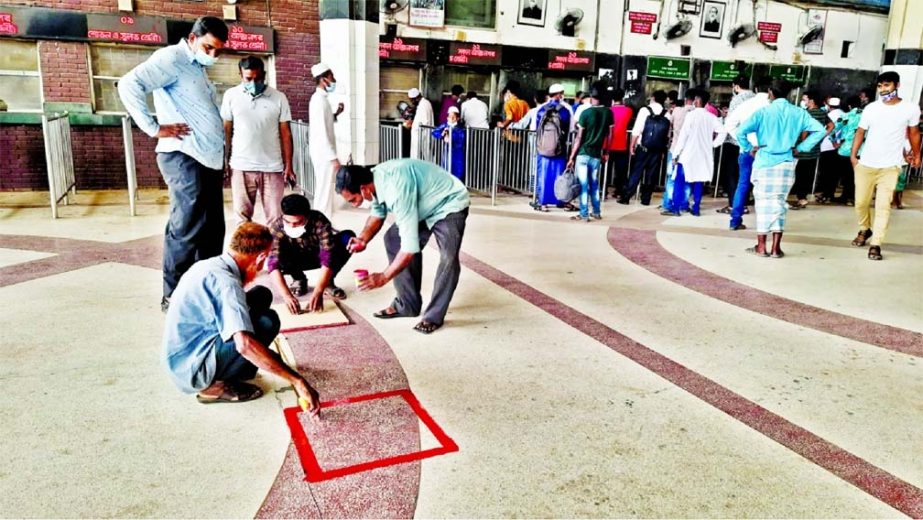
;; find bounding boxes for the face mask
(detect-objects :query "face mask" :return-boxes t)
[243,81,267,97]
[447,121,457,127]
[880,89,898,102]
[800,101,808,109]
[194,48,217,67]
[283,225,305,239]
[325,82,337,93]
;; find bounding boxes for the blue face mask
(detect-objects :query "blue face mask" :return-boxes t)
[880,88,898,102]
[243,81,267,97]
[325,82,337,93]
[194,48,217,67]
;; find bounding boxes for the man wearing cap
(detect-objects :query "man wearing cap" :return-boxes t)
[309,63,344,218]
[532,84,575,212]
[431,106,466,181]
[221,56,294,230]
[816,96,844,203]
[405,88,434,160]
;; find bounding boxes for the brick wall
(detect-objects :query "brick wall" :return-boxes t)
[1,0,319,190]
[39,41,92,104]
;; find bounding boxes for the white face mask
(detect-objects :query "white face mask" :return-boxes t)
[194,48,217,67]
[283,225,305,238]
[800,100,808,109]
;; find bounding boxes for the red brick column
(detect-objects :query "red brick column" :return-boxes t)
[39,41,92,104]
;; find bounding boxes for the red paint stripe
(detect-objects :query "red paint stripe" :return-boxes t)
[283,388,458,483]
[459,251,923,517]
[609,227,923,358]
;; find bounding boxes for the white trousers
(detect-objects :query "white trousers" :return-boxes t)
[311,157,337,217]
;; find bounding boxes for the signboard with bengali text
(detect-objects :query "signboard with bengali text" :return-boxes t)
[379,37,428,62]
[447,42,501,66]
[769,64,807,82]
[226,24,273,52]
[547,50,595,72]
[646,56,691,80]
[86,14,166,45]
[710,61,752,81]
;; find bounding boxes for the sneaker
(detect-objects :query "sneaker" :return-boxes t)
[289,278,308,296]
[590,213,602,220]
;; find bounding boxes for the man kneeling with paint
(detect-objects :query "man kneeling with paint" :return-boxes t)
[267,194,355,315]
[163,222,319,414]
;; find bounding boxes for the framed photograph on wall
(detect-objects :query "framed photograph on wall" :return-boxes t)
[678,0,701,15]
[518,0,547,27]
[699,0,726,39]
[409,0,445,28]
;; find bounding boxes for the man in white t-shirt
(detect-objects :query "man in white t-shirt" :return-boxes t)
[309,62,345,218]
[459,91,489,129]
[849,71,922,260]
[221,56,294,230]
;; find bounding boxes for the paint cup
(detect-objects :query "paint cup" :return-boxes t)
[354,269,369,289]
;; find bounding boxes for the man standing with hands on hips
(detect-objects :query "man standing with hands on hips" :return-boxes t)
[309,63,344,218]
[335,160,470,335]
[119,16,229,313]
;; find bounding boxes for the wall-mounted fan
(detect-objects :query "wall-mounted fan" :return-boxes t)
[380,0,408,15]
[555,8,584,37]
[799,24,824,46]
[665,20,693,40]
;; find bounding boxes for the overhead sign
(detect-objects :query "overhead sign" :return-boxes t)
[226,24,273,52]
[757,22,782,32]
[759,31,779,43]
[447,42,501,66]
[646,56,691,80]
[0,6,86,39]
[769,64,807,82]
[628,11,656,35]
[547,50,595,72]
[86,14,166,45]
[710,61,752,81]
[379,37,427,62]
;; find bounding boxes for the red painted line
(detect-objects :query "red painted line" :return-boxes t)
[283,388,458,483]
[609,227,923,358]
[459,251,923,517]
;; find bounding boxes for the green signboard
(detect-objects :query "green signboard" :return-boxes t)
[647,57,691,80]
[711,61,753,81]
[769,64,807,83]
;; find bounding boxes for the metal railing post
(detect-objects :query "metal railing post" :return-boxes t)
[122,116,138,216]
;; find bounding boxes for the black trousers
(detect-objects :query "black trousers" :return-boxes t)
[720,142,740,206]
[792,157,818,200]
[278,230,356,283]
[623,147,664,204]
[157,152,225,298]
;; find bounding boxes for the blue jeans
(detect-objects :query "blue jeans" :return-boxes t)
[575,155,601,218]
[730,152,755,228]
[671,164,704,215]
[661,153,691,212]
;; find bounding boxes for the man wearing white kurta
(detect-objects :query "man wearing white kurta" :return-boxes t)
[405,88,434,160]
[668,89,726,216]
[309,63,342,217]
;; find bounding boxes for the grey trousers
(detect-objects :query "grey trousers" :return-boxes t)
[384,209,468,326]
[157,152,225,297]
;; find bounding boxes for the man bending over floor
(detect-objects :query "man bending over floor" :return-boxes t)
[267,194,355,314]
[163,222,320,413]
[336,160,470,334]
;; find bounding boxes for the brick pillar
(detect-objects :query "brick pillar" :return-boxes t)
[39,41,92,104]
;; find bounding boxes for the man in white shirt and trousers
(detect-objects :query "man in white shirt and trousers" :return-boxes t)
[405,88,434,160]
[667,88,727,216]
[309,62,343,217]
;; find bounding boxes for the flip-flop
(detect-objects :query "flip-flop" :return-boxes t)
[745,246,770,257]
[196,382,263,404]
[373,307,404,319]
[324,286,347,299]
[413,321,442,334]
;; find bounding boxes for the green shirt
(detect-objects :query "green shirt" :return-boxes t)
[577,106,614,158]
[371,159,470,254]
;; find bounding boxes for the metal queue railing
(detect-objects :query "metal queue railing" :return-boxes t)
[121,116,139,216]
[290,120,315,199]
[41,111,76,219]
[379,123,403,163]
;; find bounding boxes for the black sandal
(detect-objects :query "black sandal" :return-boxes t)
[324,286,347,299]
[373,307,403,319]
[868,246,883,261]
[196,382,263,404]
[851,229,872,247]
[413,320,442,334]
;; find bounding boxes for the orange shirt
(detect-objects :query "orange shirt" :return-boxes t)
[503,95,529,124]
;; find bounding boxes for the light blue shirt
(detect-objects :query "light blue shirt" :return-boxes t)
[737,98,826,169]
[370,159,470,254]
[162,253,253,393]
[118,40,225,169]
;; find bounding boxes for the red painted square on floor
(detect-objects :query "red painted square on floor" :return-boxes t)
[283,389,458,482]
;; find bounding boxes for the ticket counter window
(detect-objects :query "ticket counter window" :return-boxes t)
[0,40,42,112]
[381,65,420,120]
[439,70,492,104]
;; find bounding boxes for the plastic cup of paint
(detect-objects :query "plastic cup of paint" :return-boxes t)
[354,269,369,288]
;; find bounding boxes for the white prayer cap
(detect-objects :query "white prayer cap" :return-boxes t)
[408,87,421,98]
[447,106,460,114]
[311,63,331,78]
[828,97,841,106]
[548,83,565,95]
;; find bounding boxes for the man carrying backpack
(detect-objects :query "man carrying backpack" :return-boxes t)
[619,90,669,205]
[532,83,574,212]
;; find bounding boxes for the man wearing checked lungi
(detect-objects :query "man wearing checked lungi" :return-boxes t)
[736,79,826,258]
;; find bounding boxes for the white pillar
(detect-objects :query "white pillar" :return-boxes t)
[883,0,923,104]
